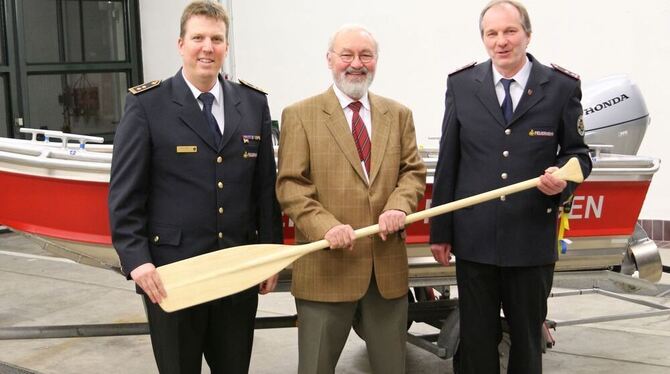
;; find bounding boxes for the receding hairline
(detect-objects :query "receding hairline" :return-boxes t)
[479,0,532,36]
[327,24,379,53]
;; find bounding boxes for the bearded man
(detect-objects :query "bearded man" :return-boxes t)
[276,24,426,374]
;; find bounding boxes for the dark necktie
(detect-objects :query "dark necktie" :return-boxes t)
[198,92,222,145]
[500,78,514,124]
[348,101,371,174]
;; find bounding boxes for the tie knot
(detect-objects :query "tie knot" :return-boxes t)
[348,101,362,113]
[500,78,514,92]
[199,92,215,108]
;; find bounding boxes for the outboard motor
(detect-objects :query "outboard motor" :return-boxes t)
[581,75,650,155]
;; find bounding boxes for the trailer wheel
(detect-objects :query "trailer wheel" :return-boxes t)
[615,223,662,291]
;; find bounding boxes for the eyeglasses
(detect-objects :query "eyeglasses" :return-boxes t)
[330,50,376,64]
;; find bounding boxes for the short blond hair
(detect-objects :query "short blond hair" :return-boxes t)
[180,0,230,39]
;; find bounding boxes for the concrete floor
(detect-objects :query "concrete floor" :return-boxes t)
[1,231,669,374]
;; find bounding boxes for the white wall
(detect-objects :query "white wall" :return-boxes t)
[139,0,670,220]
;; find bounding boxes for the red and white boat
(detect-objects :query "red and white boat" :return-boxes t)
[0,75,663,285]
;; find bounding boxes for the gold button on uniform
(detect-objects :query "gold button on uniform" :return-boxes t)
[503,151,509,157]
[218,232,223,239]
[218,207,224,214]
[500,195,506,201]
[153,235,159,243]
[216,156,223,164]
[505,129,511,135]
[546,208,553,213]
[501,173,508,180]
[217,181,223,189]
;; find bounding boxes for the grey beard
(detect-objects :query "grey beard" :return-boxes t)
[333,70,374,100]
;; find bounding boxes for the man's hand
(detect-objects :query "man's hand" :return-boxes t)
[259,273,279,294]
[378,209,406,241]
[538,166,568,196]
[325,224,356,250]
[130,263,167,304]
[430,243,452,266]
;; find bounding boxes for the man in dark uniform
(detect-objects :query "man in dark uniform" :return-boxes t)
[429,1,592,373]
[108,1,283,373]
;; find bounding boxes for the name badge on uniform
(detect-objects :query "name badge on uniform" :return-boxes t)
[242,135,261,144]
[176,145,198,153]
[243,151,258,159]
[528,129,554,137]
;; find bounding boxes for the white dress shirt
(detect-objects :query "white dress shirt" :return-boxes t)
[182,70,225,134]
[332,84,372,181]
[492,56,532,111]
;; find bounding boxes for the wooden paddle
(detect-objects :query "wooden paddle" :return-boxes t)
[158,157,584,312]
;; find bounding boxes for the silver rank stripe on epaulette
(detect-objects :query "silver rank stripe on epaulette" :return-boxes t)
[238,79,268,95]
[551,63,580,80]
[448,61,477,76]
[128,80,161,95]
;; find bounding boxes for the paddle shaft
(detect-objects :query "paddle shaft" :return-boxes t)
[353,176,540,239]
[219,176,541,277]
[158,158,582,311]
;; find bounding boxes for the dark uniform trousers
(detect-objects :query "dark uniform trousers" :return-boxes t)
[454,259,554,374]
[144,288,258,374]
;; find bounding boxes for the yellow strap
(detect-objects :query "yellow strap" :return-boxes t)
[557,211,570,254]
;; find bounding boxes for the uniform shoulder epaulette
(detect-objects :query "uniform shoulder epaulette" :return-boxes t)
[128,80,161,95]
[448,61,477,76]
[238,79,268,95]
[551,63,580,80]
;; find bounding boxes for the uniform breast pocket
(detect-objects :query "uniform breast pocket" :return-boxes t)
[241,134,261,159]
[526,125,557,151]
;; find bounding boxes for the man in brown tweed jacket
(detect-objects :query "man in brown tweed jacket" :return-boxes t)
[276,24,426,374]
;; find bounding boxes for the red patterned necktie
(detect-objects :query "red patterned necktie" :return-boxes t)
[348,101,371,174]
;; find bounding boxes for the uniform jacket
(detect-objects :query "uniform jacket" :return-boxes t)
[276,87,426,302]
[109,70,283,279]
[429,54,592,267]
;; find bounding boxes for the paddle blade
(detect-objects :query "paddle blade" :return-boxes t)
[157,244,298,312]
[553,157,584,183]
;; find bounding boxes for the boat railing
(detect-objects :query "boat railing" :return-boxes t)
[0,129,112,165]
[20,128,104,149]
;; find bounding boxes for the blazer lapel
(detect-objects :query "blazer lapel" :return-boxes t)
[474,61,507,128]
[321,88,368,184]
[368,92,390,185]
[509,54,548,124]
[220,78,241,149]
[173,70,219,150]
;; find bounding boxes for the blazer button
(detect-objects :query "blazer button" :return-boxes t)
[546,208,553,213]
[502,150,509,157]
[501,173,508,180]
[216,156,223,164]
[218,232,223,239]
[218,207,224,214]
[153,235,159,243]
[505,129,512,135]
[500,195,506,201]
[217,181,224,189]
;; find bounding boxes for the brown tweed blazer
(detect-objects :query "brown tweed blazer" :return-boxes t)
[276,87,426,302]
